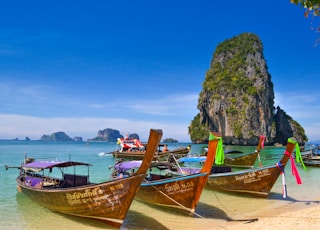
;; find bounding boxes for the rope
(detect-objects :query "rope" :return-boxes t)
[143,178,233,229]
[170,153,185,174]
[257,151,263,167]
[211,190,259,223]
[142,179,206,218]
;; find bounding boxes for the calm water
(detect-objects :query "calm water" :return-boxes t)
[1,141,319,230]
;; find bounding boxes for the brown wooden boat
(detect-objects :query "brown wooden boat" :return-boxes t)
[219,135,265,167]
[112,146,190,161]
[301,145,320,167]
[180,135,265,168]
[205,137,297,198]
[303,159,320,167]
[223,151,258,167]
[9,129,162,227]
[302,154,320,167]
[114,132,220,214]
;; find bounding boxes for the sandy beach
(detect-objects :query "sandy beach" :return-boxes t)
[224,202,320,230]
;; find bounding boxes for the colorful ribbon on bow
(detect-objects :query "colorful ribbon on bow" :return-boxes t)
[258,135,266,167]
[259,135,265,149]
[294,141,306,171]
[286,138,304,184]
[209,132,224,165]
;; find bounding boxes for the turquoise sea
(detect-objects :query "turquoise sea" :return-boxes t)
[1,141,319,230]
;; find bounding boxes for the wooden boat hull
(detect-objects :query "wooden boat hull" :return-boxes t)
[206,138,296,198]
[136,173,209,213]
[180,151,258,168]
[17,174,145,227]
[206,164,281,198]
[13,128,163,227]
[133,132,220,214]
[303,159,320,167]
[112,147,189,160]
[224,151,258,167]
[302,154,320,167]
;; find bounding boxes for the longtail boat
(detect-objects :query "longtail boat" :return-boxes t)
[205,137,301,198]
[179,135,265,168]
[112,145,190,161]
[223,135,265,167]
[6,129,162,227]
[302,158,320,167]
[113,132,220,214]
[301,143,320,167]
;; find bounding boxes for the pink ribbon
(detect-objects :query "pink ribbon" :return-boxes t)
[259,135,265,149]
[285,150,302,184]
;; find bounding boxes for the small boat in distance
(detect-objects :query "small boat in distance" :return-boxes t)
[301,143,320,167]
[111,137,190,160]
[5,129,163,227]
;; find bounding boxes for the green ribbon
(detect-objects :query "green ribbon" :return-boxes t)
[209,132,224,165]
[288,138,306,170]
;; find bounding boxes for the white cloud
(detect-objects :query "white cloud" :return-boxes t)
[275,91,320,141]
[0,114,191,142]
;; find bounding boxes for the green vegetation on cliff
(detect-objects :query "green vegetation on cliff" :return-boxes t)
[188,113,209,143]
[203,33,267,99]
[189,33,307,145]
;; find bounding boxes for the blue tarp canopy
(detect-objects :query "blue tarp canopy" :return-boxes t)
[178,156,206,163]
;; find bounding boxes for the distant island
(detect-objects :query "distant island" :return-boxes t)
[4,129,183,143]
[162,138,178,143]
[40,132,76,142]
[39,129,141,142]
[87,128,135,142]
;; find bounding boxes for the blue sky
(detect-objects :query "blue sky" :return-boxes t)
[0,1,319,142]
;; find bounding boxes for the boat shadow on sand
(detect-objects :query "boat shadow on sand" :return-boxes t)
[268,191,320,205]
[16,191,320,229]
[199,190,320,223]
[134,199,234,221]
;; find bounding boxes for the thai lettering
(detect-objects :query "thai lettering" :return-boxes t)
[65,183,124,206]
[164,181,194,194]
[235,169,271,183]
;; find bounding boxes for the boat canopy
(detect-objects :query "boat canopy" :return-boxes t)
[115,160,142,173]
[22,161,91,170]
[178,156,206,163]
[114,160,177,174]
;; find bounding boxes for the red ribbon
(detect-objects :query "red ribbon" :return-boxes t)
[259,135,265,149]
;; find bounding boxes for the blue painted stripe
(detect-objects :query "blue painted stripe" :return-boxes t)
[141,173,207,186]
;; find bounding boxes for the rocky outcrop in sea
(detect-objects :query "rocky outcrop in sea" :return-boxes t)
[87,128,140,142]
[40,131,74,141]
[189,33,307,145]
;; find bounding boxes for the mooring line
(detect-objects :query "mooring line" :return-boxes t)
[143,179,205,218]
[211,190,259,223]
[142,179,230,230]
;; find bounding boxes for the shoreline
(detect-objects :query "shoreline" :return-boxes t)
[223,201,320,229]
